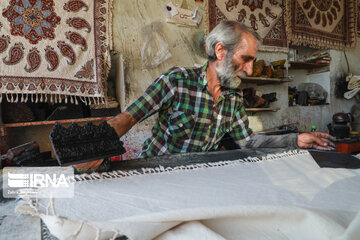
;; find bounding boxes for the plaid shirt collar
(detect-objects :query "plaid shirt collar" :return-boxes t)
[197,62,208,91]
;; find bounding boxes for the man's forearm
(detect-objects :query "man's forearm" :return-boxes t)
[107,112,137,137]
[241,133,299,149]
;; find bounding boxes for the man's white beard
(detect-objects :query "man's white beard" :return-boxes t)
[215,54,246,89]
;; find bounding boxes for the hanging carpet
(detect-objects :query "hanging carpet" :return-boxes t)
[285,0,357,50]
[206,0,288,53]
[0,0,112,104]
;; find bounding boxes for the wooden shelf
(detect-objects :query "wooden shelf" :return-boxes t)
[242,76,292,84]
[245,107,280,112]
[3,116,113,128]
[289,61,329,69]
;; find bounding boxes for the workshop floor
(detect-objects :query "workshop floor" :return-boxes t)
[0,199,41,239]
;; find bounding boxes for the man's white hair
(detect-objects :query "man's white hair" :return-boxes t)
[205,21,261,61]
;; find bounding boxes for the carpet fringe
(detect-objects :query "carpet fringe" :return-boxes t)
[70,150,309,182]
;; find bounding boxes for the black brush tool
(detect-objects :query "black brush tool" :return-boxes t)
[50,121,126,166]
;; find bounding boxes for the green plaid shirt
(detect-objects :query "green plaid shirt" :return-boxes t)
[126,62,253,158]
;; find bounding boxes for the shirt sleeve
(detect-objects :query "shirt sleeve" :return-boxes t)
[125,68,177,122]
[239,133,299,149]
[229,105,253,144]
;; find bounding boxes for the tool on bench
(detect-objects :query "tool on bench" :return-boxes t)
[0,141,43,168]
[1,121,126,168]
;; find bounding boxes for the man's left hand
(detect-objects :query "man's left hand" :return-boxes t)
[297,132,336,150]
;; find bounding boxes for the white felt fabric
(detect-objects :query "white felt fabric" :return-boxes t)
[17,151,360,240]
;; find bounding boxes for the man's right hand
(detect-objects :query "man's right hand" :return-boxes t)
[107,112,137,137]
[72,112,137,172]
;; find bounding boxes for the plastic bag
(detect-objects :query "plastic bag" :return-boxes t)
[141,22,171,69]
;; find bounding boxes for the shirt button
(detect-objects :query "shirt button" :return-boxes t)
[226,129,229,132]
[179,123,183,127]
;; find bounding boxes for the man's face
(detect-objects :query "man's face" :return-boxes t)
[215,52,244,89]
[215,33,258,89]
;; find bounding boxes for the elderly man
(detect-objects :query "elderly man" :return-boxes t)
[78,20,334,169]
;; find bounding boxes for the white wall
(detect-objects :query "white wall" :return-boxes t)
[112,0,207,107]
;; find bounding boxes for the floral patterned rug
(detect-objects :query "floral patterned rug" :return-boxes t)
[0,0,112,104]
[206,0,288,53]
[285,0,357,50]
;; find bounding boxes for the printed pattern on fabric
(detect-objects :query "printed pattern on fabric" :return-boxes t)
[207,0,288,52]
[3,0,61,45]
[126,63,253,158]
[285,0,357,50]
[0,0,112,104]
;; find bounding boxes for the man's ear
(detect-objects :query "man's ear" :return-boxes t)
[215,42,227,61]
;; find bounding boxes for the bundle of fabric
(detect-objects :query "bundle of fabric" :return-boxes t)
[344,74,360,101]
[0,0,113,105]
[206,0,288,53]
[285,0,357,50]
[17,150,360,240]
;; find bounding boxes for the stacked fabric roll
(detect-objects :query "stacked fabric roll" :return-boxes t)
[344,74,360,100]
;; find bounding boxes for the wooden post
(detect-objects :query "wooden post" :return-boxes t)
[0,104,9,154]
